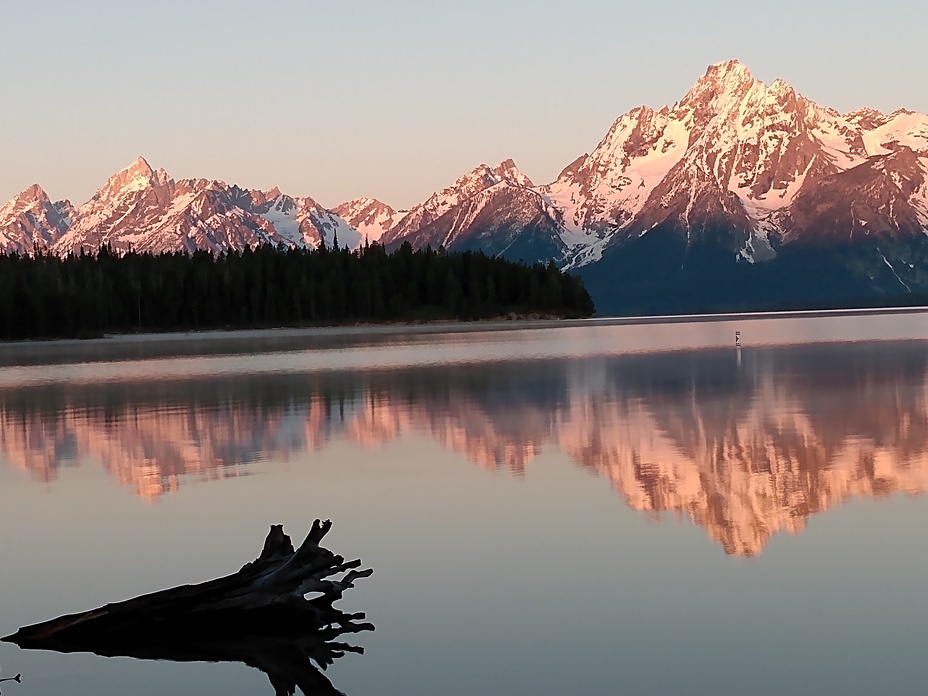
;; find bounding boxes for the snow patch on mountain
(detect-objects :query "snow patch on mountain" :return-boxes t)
[258,196,302,243]
[544,108,691,237]
[0,183,75,253]
[311,209,361,249]
[855,110,928,156]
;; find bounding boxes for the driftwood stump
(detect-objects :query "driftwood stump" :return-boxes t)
[3,521,373,696]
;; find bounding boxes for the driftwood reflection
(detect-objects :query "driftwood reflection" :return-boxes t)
[9,626,364,696]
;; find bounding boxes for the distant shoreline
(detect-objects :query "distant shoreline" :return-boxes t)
[97,303,928,341]
[2,304,928,376]
[3,304,928,350]
[0,312,585,346]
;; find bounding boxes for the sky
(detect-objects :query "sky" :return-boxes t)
[1,0,926,210]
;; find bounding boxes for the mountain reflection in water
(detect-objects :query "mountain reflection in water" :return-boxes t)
[2,341,927,556]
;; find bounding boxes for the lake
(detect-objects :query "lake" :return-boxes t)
[1,310,928,695]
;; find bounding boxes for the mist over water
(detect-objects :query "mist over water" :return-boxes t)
[2,314,928,695]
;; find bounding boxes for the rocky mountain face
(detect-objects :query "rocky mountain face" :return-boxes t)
[2,157,360,256]
[547,61,928,253]
[4,60,928,313]
[379,159,566,260]
[0,184,75,253]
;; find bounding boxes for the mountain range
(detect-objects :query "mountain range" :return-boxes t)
[4,59,928,314]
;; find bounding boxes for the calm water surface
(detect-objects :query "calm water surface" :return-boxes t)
[1,312,928,695]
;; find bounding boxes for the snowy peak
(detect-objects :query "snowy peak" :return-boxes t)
[1,158,370,257]
[333,197,404,242]
[705,59,754,84]
[95,156,168,200]
[451,159,533,196]
[55,157,178,254]
[9,183,50,207]
[127,155,153,175]
[382,158,538,246]
[0,184,53,220]
[379,59,928,270]
[691,59,756,85]
[378,154,566,261]
[682,59,757,110]
[264,191,299,216]
[0,183,74,253]
[492,158,534,188]
[673,65,828,203]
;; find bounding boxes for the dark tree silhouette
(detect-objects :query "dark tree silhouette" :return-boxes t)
[0,243,595,340]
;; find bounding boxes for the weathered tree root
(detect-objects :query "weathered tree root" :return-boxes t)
[3,521,373,696]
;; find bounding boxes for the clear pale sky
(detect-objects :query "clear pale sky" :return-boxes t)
[2,0,925,210]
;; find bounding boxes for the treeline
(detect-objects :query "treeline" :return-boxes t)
[0,242,594,340]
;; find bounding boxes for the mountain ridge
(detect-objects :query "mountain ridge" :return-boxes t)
[4,60,928,314]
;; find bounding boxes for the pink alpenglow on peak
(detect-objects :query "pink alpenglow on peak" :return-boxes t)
[0,183,75,253]
[3,157,367,257]
[379,158,542,250]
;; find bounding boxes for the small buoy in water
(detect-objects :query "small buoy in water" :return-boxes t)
[735,331,742,347]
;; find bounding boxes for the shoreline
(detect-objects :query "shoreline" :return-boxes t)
[1,305,927,376]
[4,303,928,346]
[5,303,928,348]
[0,312,584,347]
[0,304,926,370]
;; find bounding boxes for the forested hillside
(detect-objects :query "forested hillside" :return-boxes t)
[0,242,594,340]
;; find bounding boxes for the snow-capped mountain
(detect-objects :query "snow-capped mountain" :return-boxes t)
[379,159,567,259]
[532,61,926,264]
[382,159,536,244]
[4,157,361,257]
[0,184,75,253]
